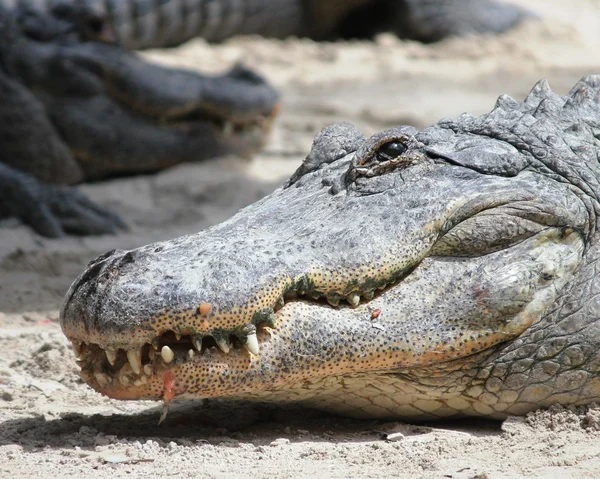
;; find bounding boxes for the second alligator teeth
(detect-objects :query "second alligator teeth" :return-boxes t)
[215,337,230,354]
[161,345,174,364]
[127,349,142,374]
[244,333,260,355]
[347,294,360,307]
[105,349,117,366]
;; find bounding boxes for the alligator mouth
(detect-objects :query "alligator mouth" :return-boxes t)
[69,269,407,397]
[115,93,280,138]
[75,325,264,390]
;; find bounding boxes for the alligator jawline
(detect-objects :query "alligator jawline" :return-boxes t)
[71,272,408,394]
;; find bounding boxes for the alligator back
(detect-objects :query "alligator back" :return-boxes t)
[3,0,303,48]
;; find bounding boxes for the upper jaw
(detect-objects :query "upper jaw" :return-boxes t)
[60,160,541,347]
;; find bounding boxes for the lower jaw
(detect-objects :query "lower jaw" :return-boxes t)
[86,366,517,421]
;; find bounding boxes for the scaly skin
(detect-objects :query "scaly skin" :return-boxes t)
[60,77,600,420]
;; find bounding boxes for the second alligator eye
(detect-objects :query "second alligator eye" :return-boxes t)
[376,141,407,161]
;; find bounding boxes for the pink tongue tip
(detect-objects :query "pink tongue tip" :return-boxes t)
[158,370,176,424]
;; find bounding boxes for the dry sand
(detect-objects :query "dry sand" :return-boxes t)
[2,0,600,477]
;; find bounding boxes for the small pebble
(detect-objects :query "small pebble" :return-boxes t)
[269,438,290,447]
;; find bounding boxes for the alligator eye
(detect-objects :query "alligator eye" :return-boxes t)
[86,16,104,34]
[376,141,407,161]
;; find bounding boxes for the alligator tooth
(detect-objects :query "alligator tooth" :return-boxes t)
[215,336,230,354]
[72,342,82,358]
[192,335,203,351]
[133,375,148,387]
[363,290,375,300]
[126,349,142,375]
[275,296,285,309]
[347,294,360,307]
[151,339,159,350]
[264,312,277,328]
[244,332,260,356]
[118,363,133,385]
[161,345,175,364]
[175,332,182,341]
[327,296,340,307]
[105,349,117,366]
[378,284,387,291]
[143,364,153,376]
[188,349,195,359]
[95,372,111,387]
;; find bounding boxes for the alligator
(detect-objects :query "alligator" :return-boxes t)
[3,0,535,49]
[60,76,600,420]
[0,5,278,237]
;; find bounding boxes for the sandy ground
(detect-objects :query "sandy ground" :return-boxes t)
[2,0,600,477]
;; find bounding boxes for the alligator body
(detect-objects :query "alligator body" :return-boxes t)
[0,6,278,236]
[61,77,600,420]
[2,0,534,49]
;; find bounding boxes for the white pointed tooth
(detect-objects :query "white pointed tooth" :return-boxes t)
[143,364,153,376]
[188,349,195,359]
[120,375,130,386]
[95,372,111,387]
[378,284,387,290]
[127,349,142,375]
[175,332,182,341]
[105,349,117,366]
[244,333,260,356]
[215,337,230,354]
[193,335,202,351]
[347,294,360,307]
[161,345,174,364]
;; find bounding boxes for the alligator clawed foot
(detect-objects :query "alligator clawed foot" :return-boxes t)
[0,164,126,237]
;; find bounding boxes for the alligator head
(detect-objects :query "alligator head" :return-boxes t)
[0,5,278,181]
[60,77,600,419]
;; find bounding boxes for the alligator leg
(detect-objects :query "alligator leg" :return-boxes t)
[0,163,126,237]
[0,43,125,237]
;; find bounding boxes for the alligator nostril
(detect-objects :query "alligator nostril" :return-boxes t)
[86,248,117,268]
[67,249,126,305]
[120,251,135,266]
